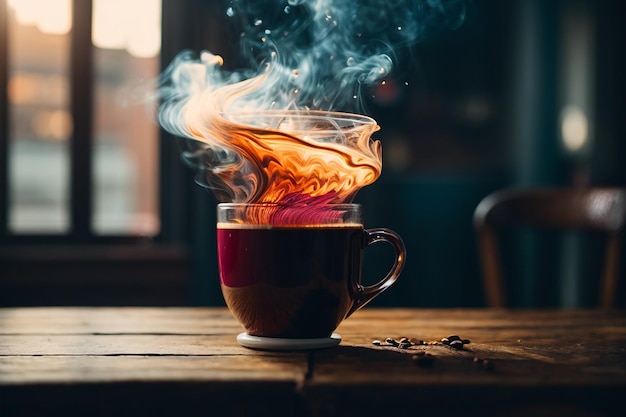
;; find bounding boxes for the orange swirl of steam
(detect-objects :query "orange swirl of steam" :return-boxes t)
[185,99,382,205]
[213,110,381,204]
[177,66,383,222]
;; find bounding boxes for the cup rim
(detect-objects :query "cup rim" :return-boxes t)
[216,202,363,227]
[217,202,362,209]
[219,110,378,134]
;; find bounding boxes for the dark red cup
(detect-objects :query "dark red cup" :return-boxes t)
[217,203,406,339]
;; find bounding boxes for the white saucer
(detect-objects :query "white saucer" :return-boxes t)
[237,332,342,351]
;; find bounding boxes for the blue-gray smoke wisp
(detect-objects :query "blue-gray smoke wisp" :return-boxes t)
[157,0,467,202]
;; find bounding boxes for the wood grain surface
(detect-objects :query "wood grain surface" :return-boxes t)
[1,307,624,416]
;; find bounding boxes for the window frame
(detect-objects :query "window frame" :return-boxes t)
[0,0,200,306]
[0,0,182,245]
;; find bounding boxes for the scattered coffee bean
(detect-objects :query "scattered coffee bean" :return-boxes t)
[449,339,464,350]
[385,337,399,346]
[374,334,471,352]
[442,335,471,348]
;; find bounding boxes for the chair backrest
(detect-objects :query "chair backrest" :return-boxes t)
[473,187,626,308]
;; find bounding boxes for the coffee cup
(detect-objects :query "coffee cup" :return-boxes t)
[216,203,406,349]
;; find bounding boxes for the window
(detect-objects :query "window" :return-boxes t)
[2,0,161,240]
[0,0,193,307]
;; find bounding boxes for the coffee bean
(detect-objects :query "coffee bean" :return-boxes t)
[399,337,411,344]
[372,340,382,346]
[462,339,471,345]
[398,342,412,349]
[449,340,464,350]
[385,337,399,346]
[441,338,450,345]
[447,335,461,342]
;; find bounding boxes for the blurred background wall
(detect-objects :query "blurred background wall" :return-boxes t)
[357,0,626,308]
[1,0,624,307]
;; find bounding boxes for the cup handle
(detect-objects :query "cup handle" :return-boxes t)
[346,228,406,317]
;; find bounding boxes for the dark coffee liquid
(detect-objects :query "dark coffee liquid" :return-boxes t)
[217,225,364,338]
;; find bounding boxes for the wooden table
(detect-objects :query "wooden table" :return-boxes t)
[1,308,625,416]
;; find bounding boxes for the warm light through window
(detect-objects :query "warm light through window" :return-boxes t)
[91,0,162,235]
[8,0,72,35]
[92,0,161,58]
[8,0,72,232]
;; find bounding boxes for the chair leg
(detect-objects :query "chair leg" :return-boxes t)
[480,229,507,308]
[600,235,621,309]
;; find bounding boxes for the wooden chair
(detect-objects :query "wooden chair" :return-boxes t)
[473,187,626,308]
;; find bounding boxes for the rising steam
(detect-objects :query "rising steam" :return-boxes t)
[158,0,466,204]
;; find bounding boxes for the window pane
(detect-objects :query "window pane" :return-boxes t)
[7,0,72,233]
[91,0,161,236]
